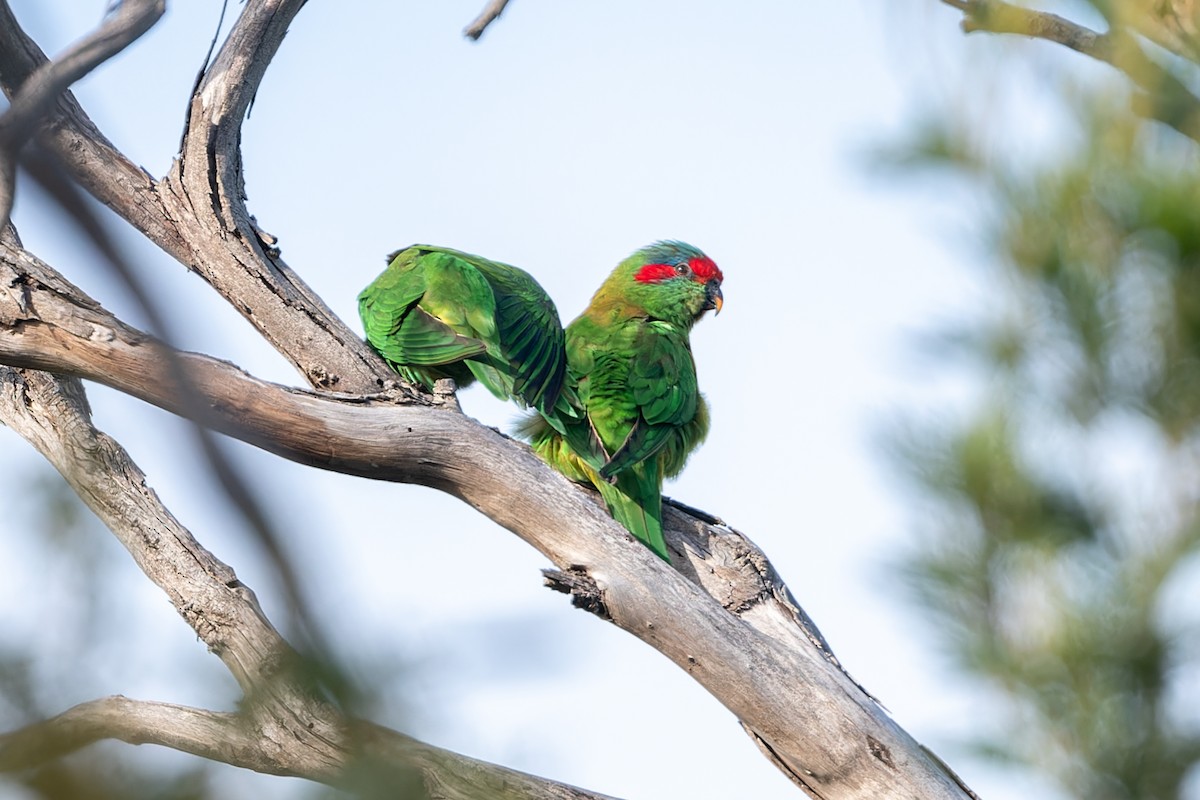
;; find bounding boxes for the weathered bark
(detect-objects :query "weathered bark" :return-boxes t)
[0,1,981,798]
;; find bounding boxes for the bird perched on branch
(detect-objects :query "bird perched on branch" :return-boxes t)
[520,241,723,561]
[358,244,572,420]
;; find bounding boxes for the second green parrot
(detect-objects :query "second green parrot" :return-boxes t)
[358,244,571,419]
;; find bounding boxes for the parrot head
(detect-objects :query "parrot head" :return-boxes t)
[604,240,724,329]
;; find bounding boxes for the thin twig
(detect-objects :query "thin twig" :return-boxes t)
[0,697,251,773]
[942,0,1115,59]
[464,0,513,40]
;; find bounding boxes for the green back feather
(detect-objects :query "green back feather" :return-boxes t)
[358,245,568,417]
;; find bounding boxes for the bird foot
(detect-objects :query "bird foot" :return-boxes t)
[432,378,462,410]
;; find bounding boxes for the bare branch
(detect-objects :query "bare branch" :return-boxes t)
[17,144,343,683]
[0,698,255,773]
[465,0,515,40]
[941,0,1200,140]
[0,0,163,227]
[0,695,619,799]
[0,1,397,661]
[0,366,288,695]
[950,0,1111,57]
[0,0,163,147]
[0,3,190,264]
[0,239,975,799]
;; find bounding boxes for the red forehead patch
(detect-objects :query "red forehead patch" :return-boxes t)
[634,258,724,284]
[690,256,723,283]
[633,263,677,283]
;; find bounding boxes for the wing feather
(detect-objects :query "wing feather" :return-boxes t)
[597,322,698,478]
[359,244,569,414]
[358,246,492,376]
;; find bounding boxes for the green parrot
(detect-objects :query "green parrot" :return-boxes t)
[520,241,723,561]
[358,244,572,419]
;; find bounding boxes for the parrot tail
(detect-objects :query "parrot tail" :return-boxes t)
[595,480,669,562]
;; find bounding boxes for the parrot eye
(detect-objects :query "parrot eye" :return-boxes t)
[673,263,689,276]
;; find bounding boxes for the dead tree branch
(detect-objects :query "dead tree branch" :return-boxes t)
[0,698,259,773]
[0,691,618,799]
[0,0,390,391]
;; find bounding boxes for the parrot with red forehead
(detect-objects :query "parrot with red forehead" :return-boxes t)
[521,240,723,560]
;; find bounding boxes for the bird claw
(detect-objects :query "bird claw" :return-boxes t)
[432,378,462,410]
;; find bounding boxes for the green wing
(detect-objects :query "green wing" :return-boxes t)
[358,246,492,388]
[556,330,621,472]
[358,245,569,417]
[598,321,699,480]
[468,252,571,417]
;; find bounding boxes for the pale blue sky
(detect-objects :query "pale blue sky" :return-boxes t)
[0,3,1060,799]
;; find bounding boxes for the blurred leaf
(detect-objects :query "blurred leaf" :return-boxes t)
[889,11,1200,796]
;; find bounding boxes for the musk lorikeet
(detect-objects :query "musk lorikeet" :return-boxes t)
[520,241,723,561]
[358,244,572,420]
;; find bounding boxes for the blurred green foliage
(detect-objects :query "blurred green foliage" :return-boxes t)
[891,4,1200,796]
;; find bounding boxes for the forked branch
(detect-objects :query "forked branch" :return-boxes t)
[0,0,391,391]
